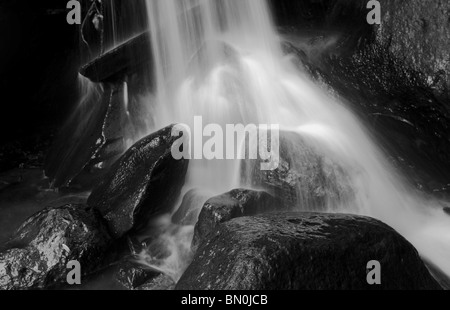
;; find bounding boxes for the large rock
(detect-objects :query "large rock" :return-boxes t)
[0,204,111,290]
[177,212,441,290]
[88,124,189,239]
[274,0,450,99]
[240,131,354,211]
[192,189,286,248]
[376,0,450,98]
[274,1,450,193]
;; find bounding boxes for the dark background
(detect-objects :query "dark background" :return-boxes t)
[0,0,79,148]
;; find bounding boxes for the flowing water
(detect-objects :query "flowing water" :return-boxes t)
[125,0,450,282]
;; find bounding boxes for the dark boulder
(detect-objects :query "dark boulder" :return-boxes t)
[171,189,213,226]
[87,124,189,238]
[376,0,450,99]
[275,1,450,193]
[240,131,354,211]
[272,0,450,100]
[0,204,111,290]
[177,212,441,290]
[192,189,286,248]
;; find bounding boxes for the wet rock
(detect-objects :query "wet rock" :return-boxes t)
[376,0,450,98]
[192,189,286,248]
[275,2,450,192]
[177,212,442,290]
[171,189,213,226]
[87,124,189,239]
[241,131,354,211]
[0,204,111,290]
[80,31,152,84]
[115,260,160,290]
[88,126,188,238]
[306,38,450,195]
[136,274,175,290]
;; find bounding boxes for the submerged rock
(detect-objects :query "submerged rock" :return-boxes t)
[192,189,286,248]
[241,131,354,211]
[87,124,189,238]
[0,204,111,290]
[177,212,441,290]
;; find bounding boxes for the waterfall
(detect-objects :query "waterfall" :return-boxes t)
[138,0,450,280]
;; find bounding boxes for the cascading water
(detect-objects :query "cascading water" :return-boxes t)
[136,0,450,281]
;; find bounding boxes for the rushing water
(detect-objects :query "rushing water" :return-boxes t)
[130,0,450,282]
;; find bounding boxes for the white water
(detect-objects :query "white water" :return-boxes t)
[137,0,450,281]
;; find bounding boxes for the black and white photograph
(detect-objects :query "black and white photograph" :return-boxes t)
[0,0,450,295]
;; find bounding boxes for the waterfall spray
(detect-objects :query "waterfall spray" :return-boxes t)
[136,0,450,280]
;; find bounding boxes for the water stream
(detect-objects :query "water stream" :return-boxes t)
[135,0,450,282]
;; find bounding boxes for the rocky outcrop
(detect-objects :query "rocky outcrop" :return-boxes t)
[192,189,286,247]
[240,131,354,211]
[0,204,111,290]
[274,0,450,99]
[376,0,450,98]
[88,125,189,239]
[260,0,450,195]
[177,212,441,290]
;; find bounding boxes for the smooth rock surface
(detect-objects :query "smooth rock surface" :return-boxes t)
[192,189,286,247]
[177,212,441,290]
[88,124,189,238]
[0,204,111,290]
